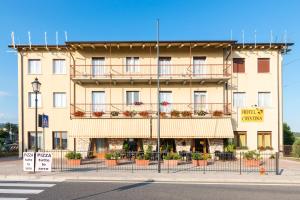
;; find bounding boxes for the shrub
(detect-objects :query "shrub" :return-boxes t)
[105,151,121,160]
[224,144,235,153]
[170,110,180,117]
[191,153,211,160]
[292,140,300,158]
[163,152,181,160]
[181,111,192,117]
[243,150,260,160]
[65,151,82,160]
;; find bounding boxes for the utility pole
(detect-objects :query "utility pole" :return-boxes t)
[156,19,161,173]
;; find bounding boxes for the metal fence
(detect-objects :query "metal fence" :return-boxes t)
[44,150,279,174]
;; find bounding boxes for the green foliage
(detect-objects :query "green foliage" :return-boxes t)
[284,123,295,145]
[292,139,300,158]
[224,144,236,153]
[137,145,153,160]
[105,151,121,160]
[191,153,211,160]
[243,150,260,160]
[65,152,82,160]
[123,141,129,152]
[163,152,181,160]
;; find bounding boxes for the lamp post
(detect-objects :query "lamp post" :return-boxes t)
[31,77,41,172]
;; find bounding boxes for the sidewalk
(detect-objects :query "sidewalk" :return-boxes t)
[1,157,300,183]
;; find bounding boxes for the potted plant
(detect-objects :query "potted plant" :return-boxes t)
[196,110,208,117]
[191,153,210,166]
[136,145,152,166]
[123,110,137,117]
[111,111,119,117]
[93,111,105,117]
[243,150,261,167]
[213,110,223,117]
[139,111,150,118]
[65,151,82,166]
[170,110,180,118]
[223,144,236,160]
[163,152,181,167]
[161,101,169,106]
[105,151,121,167]
[159,112,167,118]
[73,111,85,117]
[134,101,143,106]
[181,111,192,118]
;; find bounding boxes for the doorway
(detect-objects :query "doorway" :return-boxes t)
[194,139,209,153]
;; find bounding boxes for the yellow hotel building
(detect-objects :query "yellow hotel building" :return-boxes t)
[11,40,292,156]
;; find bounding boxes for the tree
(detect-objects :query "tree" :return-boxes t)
[283,123,295,145]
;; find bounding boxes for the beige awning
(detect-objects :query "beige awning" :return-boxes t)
[70,119,151,138]
[152,118,234,138]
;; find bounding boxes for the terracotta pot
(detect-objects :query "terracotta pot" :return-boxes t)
[67,159,81,166]
[244,159,260,167]
[105,159,119,167]
[163,160,179,167]
[135,159,150,166]
[96,152,106,159]
[192,159,207,166]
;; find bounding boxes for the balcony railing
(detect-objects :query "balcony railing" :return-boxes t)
[70,103,232,118]
[70,64,231,80]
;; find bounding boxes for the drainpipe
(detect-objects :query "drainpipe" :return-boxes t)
[20,52,24,157]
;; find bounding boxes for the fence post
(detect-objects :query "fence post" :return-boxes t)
[239,151,242,175]
[276,152,280,175]
[60,149,63,172]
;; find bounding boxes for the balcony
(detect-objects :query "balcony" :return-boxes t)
[70,103,232,119]
[70,64,231,83]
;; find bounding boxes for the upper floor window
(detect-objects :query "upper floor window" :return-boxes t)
[233,92,246,108]
[53,92,66,108]
[53,131,68,150]
[258,92,271,107]
[53,59,66,74]
[92,91,105,112]
[28,92,42,108]
[159,91,172,113]
[126,57,139,73]
[193,57,206,76]
[194,91,207,111]
[159,57,171,75]
[258,58,270,73]
[28,59,41,74]
[126,91,140,105]
[92,57,105,76]
[233,58,245,73]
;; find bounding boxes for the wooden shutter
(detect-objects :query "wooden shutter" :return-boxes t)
[258,58,270,73]
[233,58,245,73]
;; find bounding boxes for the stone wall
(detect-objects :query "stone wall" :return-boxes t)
[175,139,192,152]
[107,139,124,150]
[208,139,224,153]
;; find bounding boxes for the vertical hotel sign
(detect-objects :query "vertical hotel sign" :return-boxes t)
[241,108,264,122]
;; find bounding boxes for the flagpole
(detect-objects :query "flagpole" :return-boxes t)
[156,19,161,173]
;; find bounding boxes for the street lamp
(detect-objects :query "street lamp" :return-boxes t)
[31,78,41,162]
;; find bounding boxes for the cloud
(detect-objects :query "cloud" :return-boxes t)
[0,91,9,97]
[0,113,4,119]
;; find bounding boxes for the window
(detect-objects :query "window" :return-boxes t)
[194,91,207,111]
[258,58,270,73]
[53,132,67,150]
[28,132,43,150]
[28,59,41,74]
[53,59,66,74]
[92,57,105,76]
[92,91,105,112]
[28,92,42,108]
[233,92,245,108]
[126,57,139,73]
[258,92,271,107]
[234,131,247,148]
[193,57,206,76]
[233,58,245,73]
[126,91,139,105]
[53,92,66,108]
[159,57,171,75]
[257,131,272,148]
[160,91,172,112]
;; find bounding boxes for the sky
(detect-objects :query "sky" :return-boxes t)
[0,0,299,131]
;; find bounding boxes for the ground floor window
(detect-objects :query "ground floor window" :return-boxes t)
[52,131,68,150]
[234,131,247,148]
[257,131,272,149]
[28,132,43,150]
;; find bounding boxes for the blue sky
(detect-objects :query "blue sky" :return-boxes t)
[0,0,299,131]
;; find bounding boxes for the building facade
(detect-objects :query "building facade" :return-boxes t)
[12,40,292,156]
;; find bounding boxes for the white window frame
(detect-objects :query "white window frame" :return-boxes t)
[53,92,67,108]
[28,92,42,108]
[158,57,172,76]
[92,57,105,76]
[233,92,246,108]
[125,57,140,73]
[28,59,41,74]
[258,92,271,108]
[159,91,172,113]
[193,91,208,111]
[53,59,66,74]
[92,91,106,112]
[193,57,207,77]
[126,91,140,105]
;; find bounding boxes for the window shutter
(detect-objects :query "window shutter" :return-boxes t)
[258,58,270,73]
[233,58,245,73]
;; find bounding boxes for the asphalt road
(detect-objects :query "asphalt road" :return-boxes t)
[1,180,300,200]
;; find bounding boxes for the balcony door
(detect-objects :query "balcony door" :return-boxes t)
[92,57,105,77]
[193,57,206,77]
[159,57,171,76]
[126,57,139,73]
[159,91,172,113]
[194,91,207,112]
[92,91,105,112]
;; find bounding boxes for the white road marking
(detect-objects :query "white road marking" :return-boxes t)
[0,198,28,200]
[0,183,55,187]
[0,189,43,194]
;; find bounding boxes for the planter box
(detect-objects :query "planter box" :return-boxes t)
[96,152,106,159]
[135,159,150,166]
[163,160,179,167]
[67,159,81,166]
[192,160,207,166]
[105,159,119,167]
[244,159,260,167]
